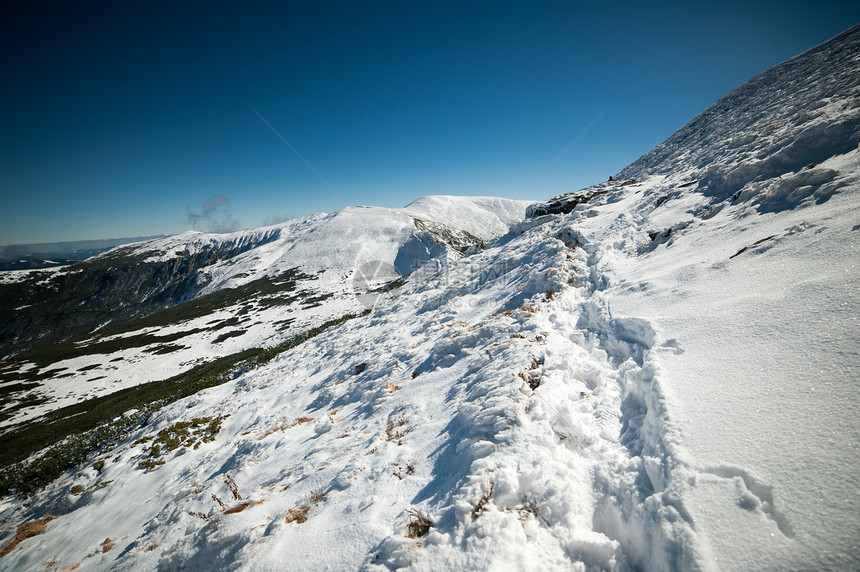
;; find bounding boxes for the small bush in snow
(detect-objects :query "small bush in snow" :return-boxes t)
[135,415,227,472]
[405,509,433,538]
[385,419,413,444]
[285,505,310,524]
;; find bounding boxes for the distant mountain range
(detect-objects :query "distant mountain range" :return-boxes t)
[0,236,165,271]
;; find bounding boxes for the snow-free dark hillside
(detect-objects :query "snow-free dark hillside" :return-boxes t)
[0,26,858,572]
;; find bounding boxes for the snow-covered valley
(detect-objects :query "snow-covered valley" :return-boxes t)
[0,23,858,572]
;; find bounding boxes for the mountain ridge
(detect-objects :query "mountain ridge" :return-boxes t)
[0,196,528,427]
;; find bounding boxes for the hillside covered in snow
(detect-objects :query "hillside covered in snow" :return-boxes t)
[0,24,858,572]
[0,196,526,427]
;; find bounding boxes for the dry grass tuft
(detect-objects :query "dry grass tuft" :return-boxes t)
[518,356,545,390]
[518,372,541,391]
[225,475,242,500]
[259,416,315,439]
[284,488,326,524]
[405,509,433,539]
[385,419,413,444]
[211,493,226,510]
[391,463,415,480]
[471,482,495,521]
[285,505,310,524]
[223,500,263,515]
[0,515,56,558]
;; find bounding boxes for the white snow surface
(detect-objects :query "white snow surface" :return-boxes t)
[0,196,528,427]
[1,25,859,572]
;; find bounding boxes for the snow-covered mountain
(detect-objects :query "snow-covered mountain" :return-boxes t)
[0,196,527,427]
[0,24,858,571]
[0,236,166,271]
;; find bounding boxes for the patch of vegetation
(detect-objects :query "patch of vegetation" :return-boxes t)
[0,515,57,558]
[208,317,241,331]
[285,489,327,524]
[144,343,187,355]
[406,509,433,538]
[0,382,40,397]
[92,479,112,491]
[97,270,313,335]
[212,330,245,344]
[256,294,301,308]
[0,310,369,498]
[1,327,207,383]
[136,415,226,471]
[0,393,51,425]
[300,292,334,309]
[385,418,413,444]
[0,269,314,384]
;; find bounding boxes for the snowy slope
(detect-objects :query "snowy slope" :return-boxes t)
[0,197,679,571]
[0,196,527,428]
[1,25,859,572]
[618,24,860,208]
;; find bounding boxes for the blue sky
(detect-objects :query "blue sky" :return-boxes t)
[2,1,859,245]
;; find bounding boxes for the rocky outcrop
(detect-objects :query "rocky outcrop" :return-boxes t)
[526,187,612,217]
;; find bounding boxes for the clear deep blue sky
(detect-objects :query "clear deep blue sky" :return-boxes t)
[2,1,859,244]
